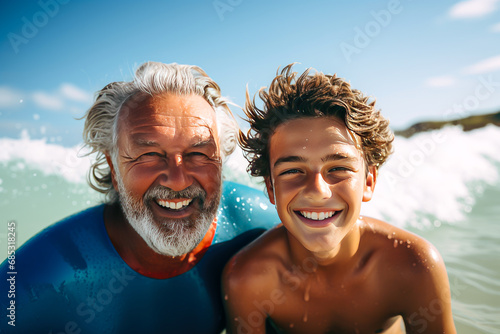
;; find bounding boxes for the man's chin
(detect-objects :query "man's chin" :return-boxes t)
[140,210,214,256]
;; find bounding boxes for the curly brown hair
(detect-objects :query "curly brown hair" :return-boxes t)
[239,64,394,179]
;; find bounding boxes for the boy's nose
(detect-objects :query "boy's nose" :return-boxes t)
[305,173,332,200]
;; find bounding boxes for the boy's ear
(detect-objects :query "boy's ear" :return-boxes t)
[362,165,377,202]
[105,153,119,191]
[265,177,275,205]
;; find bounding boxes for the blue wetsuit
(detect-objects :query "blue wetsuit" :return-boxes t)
[0,182,278,334]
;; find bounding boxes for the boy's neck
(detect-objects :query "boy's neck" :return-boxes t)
[287,220,362,268]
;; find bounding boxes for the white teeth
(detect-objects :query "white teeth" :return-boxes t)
[157,199,193,210]
[299,211,335,221]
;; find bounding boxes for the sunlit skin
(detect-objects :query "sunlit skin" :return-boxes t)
[223,117,456,333]
[104,93,222,278]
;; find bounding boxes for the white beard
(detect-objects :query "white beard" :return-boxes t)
[116,176,221,257]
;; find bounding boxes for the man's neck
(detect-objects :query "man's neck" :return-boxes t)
[103,203,216,279]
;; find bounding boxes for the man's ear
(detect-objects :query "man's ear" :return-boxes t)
[105,153,119,191]
[362,165,377,202]
[265,177,275,205]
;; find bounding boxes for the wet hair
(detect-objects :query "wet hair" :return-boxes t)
[240,63,394,179]
[82,61,238,203]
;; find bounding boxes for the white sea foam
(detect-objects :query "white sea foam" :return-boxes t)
[0,130,93,184]
[362,125,500,229]
[1,125,500,229]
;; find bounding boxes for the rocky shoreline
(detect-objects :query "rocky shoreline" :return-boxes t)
[394,111,500,138]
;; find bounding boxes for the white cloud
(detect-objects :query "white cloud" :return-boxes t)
[0,86,24,108]
[30,83,92,111]
[491,22,500,32]
[425,75,457,87]
[463,55,500,74]
[60,83,92,103]
[32,91,64,110]
[449,0,499,19]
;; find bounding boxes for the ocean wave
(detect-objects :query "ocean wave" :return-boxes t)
[2,125,500,229]
[362,125,500,229]
[0,130,93,184]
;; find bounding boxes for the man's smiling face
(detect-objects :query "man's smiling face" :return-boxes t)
[109,93,222,256]
[266,116,376,256]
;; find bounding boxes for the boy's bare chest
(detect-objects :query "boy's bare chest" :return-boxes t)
[269,258,402,333]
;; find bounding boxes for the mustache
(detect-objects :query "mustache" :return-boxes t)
[144,184,207,202]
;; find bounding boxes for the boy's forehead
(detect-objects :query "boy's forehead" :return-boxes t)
[269,117,363,162]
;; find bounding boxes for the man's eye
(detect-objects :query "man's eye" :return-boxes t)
[141,152,162,157]
[188,152,209,158]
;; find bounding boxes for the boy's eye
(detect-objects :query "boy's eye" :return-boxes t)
[328,167,350,173]
[279,169,301,176]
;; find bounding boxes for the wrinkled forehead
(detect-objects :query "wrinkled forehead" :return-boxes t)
[116,92,218,137]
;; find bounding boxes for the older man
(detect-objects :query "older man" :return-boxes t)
[0,62,278,333]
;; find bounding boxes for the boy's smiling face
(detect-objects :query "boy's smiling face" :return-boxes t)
[266,116,376,256]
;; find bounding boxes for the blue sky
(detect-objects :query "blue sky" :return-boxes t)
[1,0,500,146]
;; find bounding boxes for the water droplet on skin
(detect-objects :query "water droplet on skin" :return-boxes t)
[407,244,411,248]
[302,146,306,149]
[393,240,398,248]
[289,323,294,328]
[224,294,228,300]
[399,240,403,244]
[303,311,308,322]
[387,234,392,240]
[304,282,311,302]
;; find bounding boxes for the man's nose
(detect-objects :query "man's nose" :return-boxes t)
[159,154,192,191]
[305,173,332,201]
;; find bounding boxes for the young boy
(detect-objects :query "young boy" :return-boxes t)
[222,65,456,333]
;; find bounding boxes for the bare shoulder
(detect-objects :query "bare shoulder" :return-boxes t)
[223,226,288,293]
[360,217,451,307]
[360,216,445,269]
